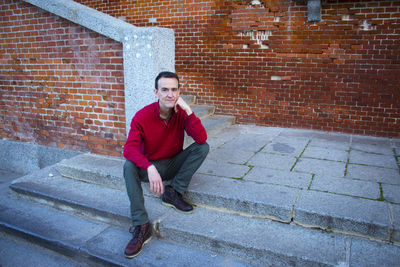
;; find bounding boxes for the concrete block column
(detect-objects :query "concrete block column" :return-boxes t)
[22,0,175,134]
[122,27,175,133]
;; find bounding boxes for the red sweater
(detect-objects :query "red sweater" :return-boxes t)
[123,101,207,170]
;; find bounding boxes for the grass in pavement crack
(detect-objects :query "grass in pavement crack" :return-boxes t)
[290,140,310,172]
[243,142,270,166]
[240,165,254,180]
[307,174,315,190]
[378,182,385,201]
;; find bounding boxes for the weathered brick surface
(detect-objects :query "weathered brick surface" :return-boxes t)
[76,0,400,137]
[1,0,399,159]
[0,0,125,156]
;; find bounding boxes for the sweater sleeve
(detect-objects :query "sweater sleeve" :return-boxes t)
[184,112,207,144]
[123,118,152,170]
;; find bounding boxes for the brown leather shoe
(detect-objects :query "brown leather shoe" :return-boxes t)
[124,222,152,258]
[162,185,193,213]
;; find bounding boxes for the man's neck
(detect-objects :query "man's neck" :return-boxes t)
[159,106,172,120]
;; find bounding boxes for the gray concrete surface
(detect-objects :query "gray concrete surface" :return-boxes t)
[1,124,399,266]
[0,231,86,267]
[0,139,80,174]
[54,124,400,242]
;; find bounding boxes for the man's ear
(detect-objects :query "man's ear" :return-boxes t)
[154,89,158,97]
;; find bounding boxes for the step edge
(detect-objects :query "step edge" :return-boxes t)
[10,176,395,245]
[0,222,125,267]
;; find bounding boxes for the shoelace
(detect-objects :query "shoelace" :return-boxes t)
[130,226,140,238]
[132,225,147,242]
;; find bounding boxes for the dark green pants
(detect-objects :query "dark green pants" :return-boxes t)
[123,142,209,226]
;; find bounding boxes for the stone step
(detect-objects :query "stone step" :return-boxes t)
[7,166,400,266]
[184,115,236,147]
[201,114,235,136]
[2,172,250,266]
[182,94,196,105]
[39,153,400,243]
[182,94,235,137]
[0,231,86,267]
[191,104,215,120]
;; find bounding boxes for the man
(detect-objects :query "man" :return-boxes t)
[122,71,209,258]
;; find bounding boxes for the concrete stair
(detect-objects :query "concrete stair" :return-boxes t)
[2,154,399,266]
[2,105,400,266]
[182,95,235,146]
[1,168,249,266]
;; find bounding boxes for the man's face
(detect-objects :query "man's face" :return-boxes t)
[155,77,180,111]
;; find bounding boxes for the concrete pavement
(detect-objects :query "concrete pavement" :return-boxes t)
[1,124,400,266]
[199,125,400,242]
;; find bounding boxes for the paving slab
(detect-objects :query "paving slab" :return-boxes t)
[240,125,282,136]
[308,134,350,150]
[349,150,398,169]
[159,204,350,267]
[346,164,400,185]
[0,169,23,184]
[392,204,400,242]
[247,152,297,170]
[243,167,312,189]
[294,190,390,240]
[310,175,381,199]
[382,184,400,204]
[86,226,250,267]
[197,160,250,179]
[206,125,243,149]
[218,134,270,152]
[0,193,249,267]
[9,167,167,228]
[351,136,394,155]
[261,142,305,157]
[311,132,351,143]
[56,153,125,189]
[293,158,346,177]
[308,136,350,151]
[268,135,310,154]
[302,146,348,162]
[206,147,255,165]
[0,193,109,249]
[188,173,299,222]
[278,128,316,138]
[0,232,85,267]
[349,237,400,267]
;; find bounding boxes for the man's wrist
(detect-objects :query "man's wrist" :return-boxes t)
[186,109,193,116]
[147,164,155,172]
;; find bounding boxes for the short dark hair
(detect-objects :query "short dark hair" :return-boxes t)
[155,71,180,90]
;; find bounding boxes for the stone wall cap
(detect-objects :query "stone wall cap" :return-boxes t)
[22,0,173,42]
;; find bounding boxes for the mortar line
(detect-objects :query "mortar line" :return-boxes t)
[307,174,315,190]
[387,202,395,243]
[345,237,352,266]
[290,189,302,222]
[243,141,271,166]
[289,139,310,172]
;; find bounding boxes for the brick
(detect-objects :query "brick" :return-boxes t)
[0,0,125,157]
[2,0,400,161]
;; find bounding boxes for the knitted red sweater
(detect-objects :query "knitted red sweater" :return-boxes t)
[123,102,207,170]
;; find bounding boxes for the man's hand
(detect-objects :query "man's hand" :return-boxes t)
[147,165,164,195]
[175,96,193,116]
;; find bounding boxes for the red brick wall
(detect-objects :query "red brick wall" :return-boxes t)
[0,0,125,156]
[75,0,400,137]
